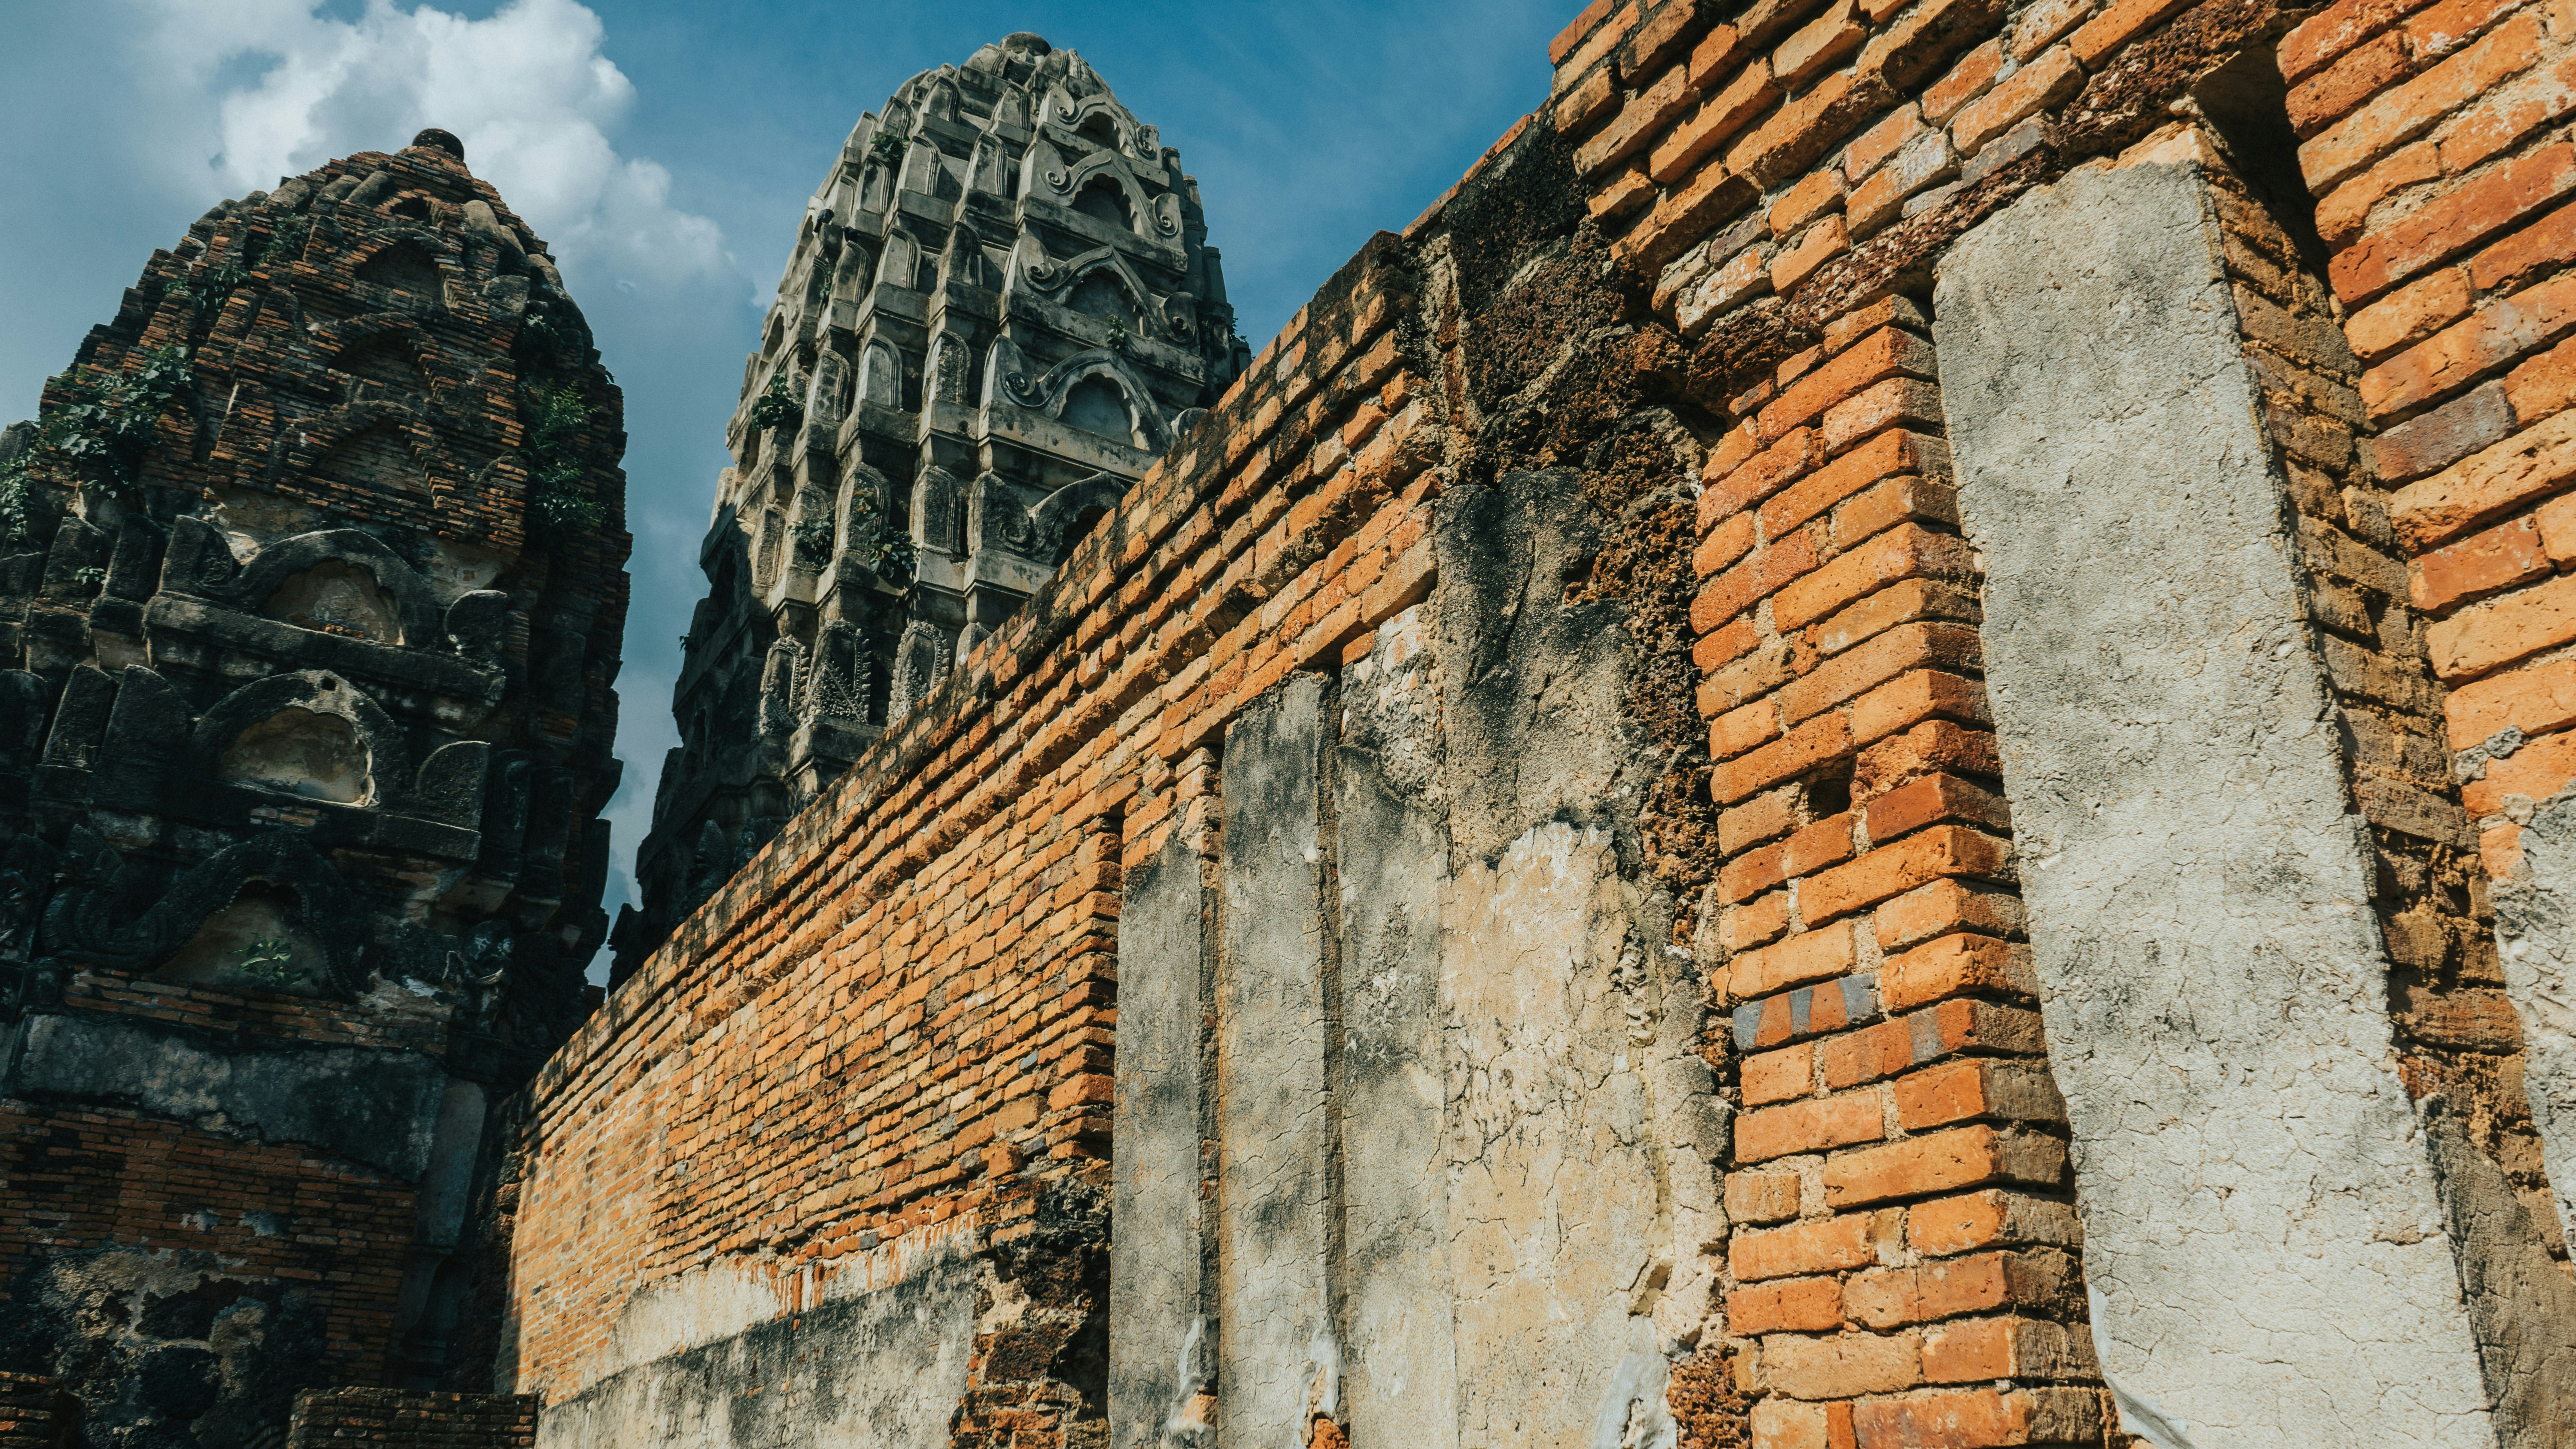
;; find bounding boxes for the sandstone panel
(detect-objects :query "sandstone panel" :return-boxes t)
[1938,156,2497,1447]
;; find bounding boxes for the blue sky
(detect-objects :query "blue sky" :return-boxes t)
[0,0,1564,972]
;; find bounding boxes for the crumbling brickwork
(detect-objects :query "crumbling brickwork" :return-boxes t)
[0,127,629,1447]
[284,1387,535,1449]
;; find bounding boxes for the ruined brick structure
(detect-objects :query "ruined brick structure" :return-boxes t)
[504,1,2576,1445]
[12,0,2576,1446]
[620,33,1243,977]
[0,130,629,1445]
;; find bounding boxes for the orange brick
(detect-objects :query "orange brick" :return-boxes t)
[1694,530,1824,633]
[1763,1329,1923,1399]
[1834,474,1960,550]
[2470,194,2576,296]
[1774,524,1974,632]
[2330,143,2576,304]
[1551,0,1622,65]
[1862,770,2009,843]
[2299,10,2548,194]
[1818,997,2045,1091]
[2460,724,2576,815]
[1732,1209,1904,1281]
[1740,1091,1887,1162]
[1772,167,1850,237]
[2346,267,2474,364]
[1880,931,2034,1011]
[2428,567,2576,680]
[2287,30,2413,136]
[1705,427,1830,526]
[1729,1276,1849,1336]
[1823,1125,2065,1208]
[1762,330,1941,443]
[1892,1059,2063,1131]
[1721,812,1860,902]
[1950,45,2082,154]
[1806,578,1977,663]
[1745,1043,1818,1104]
[1922,38,2005,121]
[2444,653,2576,746]
[1874,876,2022,951]
[2411,513,2548,613]
[1728,1168,1806,1223]
[2439,47,2576,176]
[1733,922,1864,998]
[1578,62,1697,175]
[1620,155,1762,268]
[1781,622,1985,724]
[2509,331,2576,424]
[1773,216,1852,293]
[1764,430,1949,540]
[2317,138,2442,250]
[1722,788,1803,853]
[1851,1387,2101,1448]
[1775,0,1869,89]
[2281,0,2417,82]
[1728,888,1798,951]
[1850,670,1991,746]
[2390,408,2576,551]
[1726,69,1887,191]
[1907,1190,2083,1257]
[1919,1316,2085,1382]
[2010,0,2093,58]
[2066,0,2197,64]
[1696,509,1760,578]
[1627,0,1712,74]
[1853,719,2001,800]
[1846,103,1927,183]
[1653,60,1784,184]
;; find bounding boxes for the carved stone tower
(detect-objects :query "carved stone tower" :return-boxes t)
[0,129,629,1431]
[621,33,1241,976]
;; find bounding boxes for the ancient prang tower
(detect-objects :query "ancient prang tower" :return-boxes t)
[618,33,1241,975]
[0,129,627,1440]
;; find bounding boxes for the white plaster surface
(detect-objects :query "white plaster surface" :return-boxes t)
[1938,157,2500,1449]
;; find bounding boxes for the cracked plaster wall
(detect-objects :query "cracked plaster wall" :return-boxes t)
[1109,469,1720,1449]
[1938,156,2499,1448]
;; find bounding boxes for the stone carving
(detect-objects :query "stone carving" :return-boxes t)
[0,129,628,1411]
[624,33,1248,978]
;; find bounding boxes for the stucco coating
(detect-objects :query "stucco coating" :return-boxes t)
[1938,158,2499,1449]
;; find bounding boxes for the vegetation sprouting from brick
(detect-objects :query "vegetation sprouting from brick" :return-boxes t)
[0,343,195,537]
[518,380,605,537]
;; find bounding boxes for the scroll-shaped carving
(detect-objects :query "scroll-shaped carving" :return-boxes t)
[758,636,805,742]
[887,620,950,725]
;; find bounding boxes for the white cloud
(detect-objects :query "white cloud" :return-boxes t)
[119,0,731,292]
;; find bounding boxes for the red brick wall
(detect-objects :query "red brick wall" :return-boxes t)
[286,1387,535,1448]
[507,233,1438,1429]
[1550,0,2573,1439]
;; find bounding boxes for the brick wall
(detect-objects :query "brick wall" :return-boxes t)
[0,1375,73,1449]
[1553,0,2572,1440]
[504,2,2576,1445]
[285,1387,535,1448]
[507,230,1440,1440]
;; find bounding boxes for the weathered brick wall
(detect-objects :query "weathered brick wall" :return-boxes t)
[506,2,2576,1446]
[285,1387,535,1448]
[1555,0,2573,1440]
[0,1374,74,1449]
[507,229,1439,1445]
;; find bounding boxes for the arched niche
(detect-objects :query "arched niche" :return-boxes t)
[1070,271,1141,333]
[222,527,445,643]
[262,559,402,643]
[193,671,407,809]
[159,881,329,996]
[1072,178,1133,230]
[316,419,428,496]
[217,707,370,803]
[1062,376,1136,444]
[331,332,429,392]
[356,239,442,294]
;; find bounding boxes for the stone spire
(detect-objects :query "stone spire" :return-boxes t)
[0,131,632,1418]
[620,34,1243,977]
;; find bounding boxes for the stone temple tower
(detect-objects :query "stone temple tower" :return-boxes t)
[0,130,628,1429]
[620,33,1242,976]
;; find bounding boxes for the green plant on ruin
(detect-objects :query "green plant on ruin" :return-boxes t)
[519,381,603,538]
[874,530,916,576]
[191,215,310,306]
[17,344,195,507]
[869,130,908,168]
[0,453,32,545]
[747,371,804,441]
[236,937,304,988]
[792,516,835,561]
[72,566,106,588]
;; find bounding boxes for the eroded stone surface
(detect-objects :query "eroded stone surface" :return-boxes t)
[1939,157,2498,1448]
